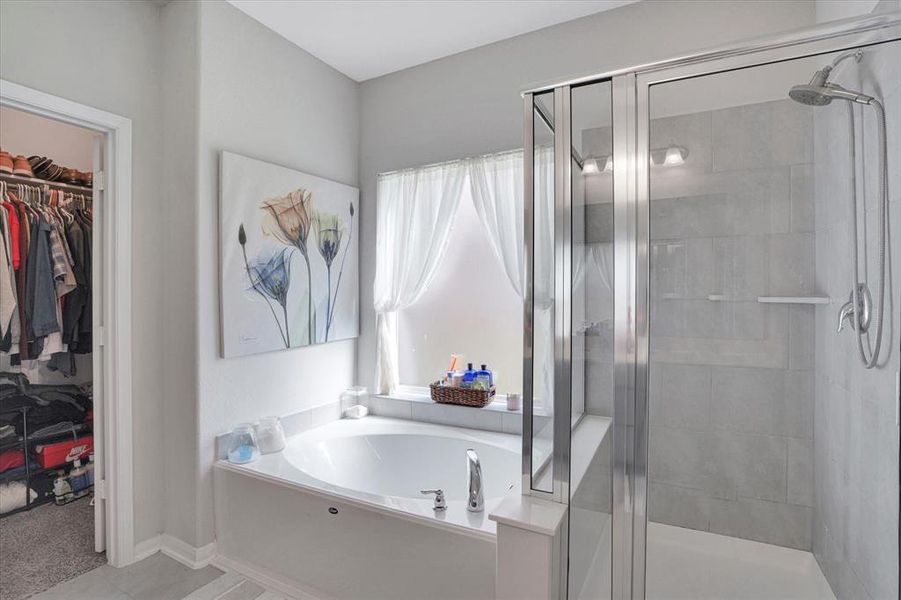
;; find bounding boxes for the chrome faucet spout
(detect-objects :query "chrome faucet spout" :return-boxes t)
[466,449,484,513]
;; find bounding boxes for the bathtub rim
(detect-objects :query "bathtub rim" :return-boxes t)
[213,416,529,542]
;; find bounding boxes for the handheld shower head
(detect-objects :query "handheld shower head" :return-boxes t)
[789,82,834,106]
[789,81,874,106]
[788,50,874,106]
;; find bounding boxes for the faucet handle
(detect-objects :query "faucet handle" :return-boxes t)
[421,489,446,511]
[837,300,855,333]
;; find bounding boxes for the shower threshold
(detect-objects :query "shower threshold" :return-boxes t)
[646,522,835,600]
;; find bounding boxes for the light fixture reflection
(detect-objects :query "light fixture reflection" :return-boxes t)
[582,145,688,176]
[663,146,686,166]
[582,158,600,174]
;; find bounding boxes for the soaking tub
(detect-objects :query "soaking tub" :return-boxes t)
[213,416,525,600]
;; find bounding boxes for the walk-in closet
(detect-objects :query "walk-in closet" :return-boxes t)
[0,106,104,599]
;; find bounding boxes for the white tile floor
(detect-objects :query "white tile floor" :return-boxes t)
[29,553,284,600]
[646,522,836,600]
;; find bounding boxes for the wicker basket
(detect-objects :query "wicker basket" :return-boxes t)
[430,382,496,408]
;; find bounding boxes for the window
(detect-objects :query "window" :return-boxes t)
[397,185,523,396]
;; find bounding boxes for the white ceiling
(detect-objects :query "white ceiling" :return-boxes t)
[226,1,639,82]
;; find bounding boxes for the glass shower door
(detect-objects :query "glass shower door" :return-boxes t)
[523,18,899,600]
[639,40,900,600]
[524,80,617,598]
[569,80,616,600]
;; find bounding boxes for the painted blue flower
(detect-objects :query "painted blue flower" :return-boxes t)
[247,248,294,308]
[240,224,293,348]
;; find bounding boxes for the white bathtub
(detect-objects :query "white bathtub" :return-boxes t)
[213,416,524,599]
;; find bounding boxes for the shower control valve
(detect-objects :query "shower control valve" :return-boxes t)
[837,284,872,334]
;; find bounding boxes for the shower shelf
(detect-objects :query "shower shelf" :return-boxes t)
[756,296,831,305]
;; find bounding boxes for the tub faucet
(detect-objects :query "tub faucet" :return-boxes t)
[420,488,446,511]
[466,449,484,513]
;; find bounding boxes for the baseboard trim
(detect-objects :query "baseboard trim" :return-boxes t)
[133,534,162,563]
[160,534,217,569]
[212,553,327,600]
[131,534,217,569]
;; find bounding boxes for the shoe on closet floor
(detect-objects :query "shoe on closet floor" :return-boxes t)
[0,151,13,174]
[12,155,34,177]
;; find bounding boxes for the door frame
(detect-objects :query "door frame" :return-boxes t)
[0,79,135,567]
[521,11,901,599]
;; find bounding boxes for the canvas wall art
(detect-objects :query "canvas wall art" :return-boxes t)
[220,151,359,357]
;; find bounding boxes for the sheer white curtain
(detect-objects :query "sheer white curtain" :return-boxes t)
[573,242,615,324]
[468,148,554,412]
[374,162,467,394]
[532,147,555,415]
[468,150,525,296]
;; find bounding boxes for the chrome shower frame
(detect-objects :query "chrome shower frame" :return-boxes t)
[520,11,901,599]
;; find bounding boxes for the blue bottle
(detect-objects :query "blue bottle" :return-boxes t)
[462,363,476,386]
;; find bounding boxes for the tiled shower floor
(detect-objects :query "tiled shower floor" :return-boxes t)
[646,522,836,600]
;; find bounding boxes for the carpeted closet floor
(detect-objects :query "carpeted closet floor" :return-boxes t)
[0,497,105,600]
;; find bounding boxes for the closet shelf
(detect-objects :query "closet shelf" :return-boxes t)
[0,171,93,194]
[757,296,831,305]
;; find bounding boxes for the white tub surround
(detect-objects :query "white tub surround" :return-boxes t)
[491,494,568,600]
[214,417,524,599]
[214,399,343,460]
[491,415,612,600]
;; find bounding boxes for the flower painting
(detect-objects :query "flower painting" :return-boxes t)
[220,151,359,357]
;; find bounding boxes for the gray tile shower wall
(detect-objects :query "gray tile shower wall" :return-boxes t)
[643,99,817,550]
[812,41,900,600]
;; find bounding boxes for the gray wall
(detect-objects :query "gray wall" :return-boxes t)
[645,100,817,551]
[356,0,817,393]
[161,0,202,548]
[0,0,165,546]
[812,39,900,600]
[193,0,359,547]
[0,0,360,552]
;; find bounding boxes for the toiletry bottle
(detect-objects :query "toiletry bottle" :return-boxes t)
[473,374,491,391]
[86,454,95,487]
[477,364,494,386]
[53,471,73,505]
[69,459,86,496]
[462,363,476,385]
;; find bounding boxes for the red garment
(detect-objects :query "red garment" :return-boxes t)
[2,202,19,269]
[0,449,25,472]
[15,199,29,358]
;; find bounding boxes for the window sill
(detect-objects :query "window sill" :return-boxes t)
[375,387,524,415]
[367,387,525,435]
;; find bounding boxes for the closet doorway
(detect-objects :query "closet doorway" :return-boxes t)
[0,79,134,595]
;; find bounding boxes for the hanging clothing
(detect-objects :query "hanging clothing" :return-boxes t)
[0,182,93,376]
[1,207,17,338]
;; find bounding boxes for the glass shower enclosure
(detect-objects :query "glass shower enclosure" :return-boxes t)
[521,13,900,600]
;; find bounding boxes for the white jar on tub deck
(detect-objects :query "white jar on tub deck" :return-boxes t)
[228,423,261,464]
[254,416,286,454]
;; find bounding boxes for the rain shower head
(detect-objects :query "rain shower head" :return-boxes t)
[788,52,874,106]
